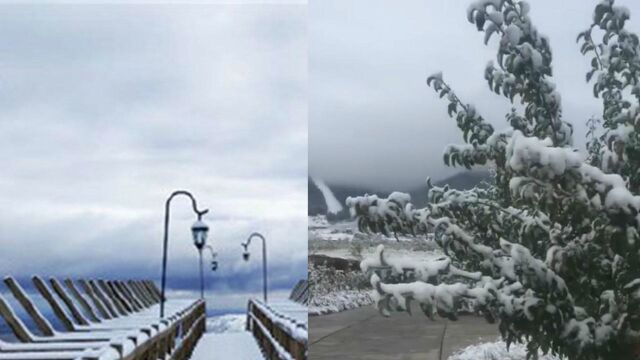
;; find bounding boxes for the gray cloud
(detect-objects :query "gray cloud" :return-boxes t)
[0,3,307,310]
[309,0,640,191]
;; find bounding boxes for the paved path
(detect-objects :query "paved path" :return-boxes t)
[309,306,499,360]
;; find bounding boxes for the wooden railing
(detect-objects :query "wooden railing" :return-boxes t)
[288,280,308,305]
[0,276,206,360]
[246,298,307,360]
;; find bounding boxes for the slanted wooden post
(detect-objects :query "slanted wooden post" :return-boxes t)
[63,278,102,322]
[96,280,128,316]
[49,278,90,326]
[139,281,160,304]
[87,280,120,318]
[129,280,152,307]
[106,281,134,313]
[0,294,34,342]
[4,277,56,336]
[115,281,140,310]
[32,276,76,331]
[78,279,114,319]
[113,281,141,311]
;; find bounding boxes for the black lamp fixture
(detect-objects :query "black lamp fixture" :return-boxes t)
[191,218,209,250]
[191,215,209,300]
[205,244,218,271]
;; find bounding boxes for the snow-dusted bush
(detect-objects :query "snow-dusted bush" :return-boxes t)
[309,290,373,316]
[308,262,373,315]
[347,1,640,359]
[449,339,564,360]
[309,263,370,297]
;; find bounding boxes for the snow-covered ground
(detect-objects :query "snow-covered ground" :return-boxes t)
[309,215,440,315]
[206,314,246,333]
[309,215,438,258]
[449,339,564,360]
[309,290,373,315]
[309,216,357,242]
[190,332,264,360]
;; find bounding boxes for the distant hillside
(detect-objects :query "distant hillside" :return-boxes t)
[308,170,491,217]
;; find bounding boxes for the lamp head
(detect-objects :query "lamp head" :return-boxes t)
[241,243,250,261]
[191,219,209,250]
[211,261,218,271]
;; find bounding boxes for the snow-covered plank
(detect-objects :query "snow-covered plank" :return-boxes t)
[190,332,263,360]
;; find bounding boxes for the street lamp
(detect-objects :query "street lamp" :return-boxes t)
[160,190,209,318]
[205,244,218,271]
[191,217,209,300]
[241,232,267,303]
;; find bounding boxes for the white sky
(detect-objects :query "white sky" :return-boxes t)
[309,0,640,190]
[0,2,307,310]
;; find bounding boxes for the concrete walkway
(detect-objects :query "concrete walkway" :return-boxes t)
[309,306,499,360]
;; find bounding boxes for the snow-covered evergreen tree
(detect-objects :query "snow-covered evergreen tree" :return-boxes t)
[347,1,640,359]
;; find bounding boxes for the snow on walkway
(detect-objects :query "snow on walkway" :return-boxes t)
[190,332,263,360]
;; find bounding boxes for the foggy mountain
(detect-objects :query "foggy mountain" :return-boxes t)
[309,170,491,218]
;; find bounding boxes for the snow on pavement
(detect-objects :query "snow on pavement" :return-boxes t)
[190,332,263,360]
[448,339,564,360]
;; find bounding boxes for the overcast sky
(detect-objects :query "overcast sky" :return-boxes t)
[0,3,306,312]
[309,0,640,191]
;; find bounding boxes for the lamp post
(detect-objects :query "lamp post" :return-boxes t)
[241,232,267,303]
[205,244,218,271]
[160,190,209,318]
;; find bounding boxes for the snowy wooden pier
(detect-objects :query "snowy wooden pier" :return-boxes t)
[189,279,309,360]
[0,276,205,360]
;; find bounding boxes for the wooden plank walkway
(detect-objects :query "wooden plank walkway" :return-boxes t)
[0,276,205,360]
[190,332,263,360]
